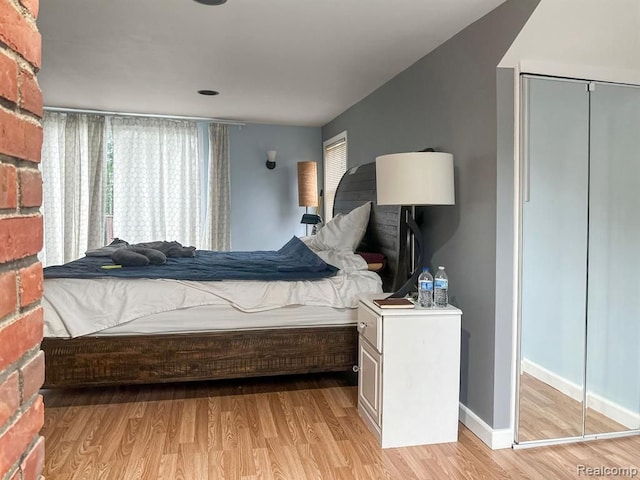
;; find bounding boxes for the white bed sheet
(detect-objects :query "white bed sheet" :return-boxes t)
[81,304,356,337]
[44,249,382,338]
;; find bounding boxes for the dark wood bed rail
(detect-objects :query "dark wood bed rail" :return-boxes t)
[42,327,357,388]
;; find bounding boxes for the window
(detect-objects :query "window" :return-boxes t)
[104,125,114,243]
[109,116,201,247]
[41,111,231,266]
[323,131,347,222]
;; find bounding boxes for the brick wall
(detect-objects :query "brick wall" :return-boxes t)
[0,0,45,479]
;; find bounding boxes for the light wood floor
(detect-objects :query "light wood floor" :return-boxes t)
[41,373,640,480]
[518,373,631,442]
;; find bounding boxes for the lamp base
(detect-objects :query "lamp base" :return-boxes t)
[388,210,423,299]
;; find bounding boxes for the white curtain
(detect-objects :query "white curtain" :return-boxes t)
[201,123,231,250]
[111,117,200,246]
[40,112,105,266]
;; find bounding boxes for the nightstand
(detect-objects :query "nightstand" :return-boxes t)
[356,295,462,448]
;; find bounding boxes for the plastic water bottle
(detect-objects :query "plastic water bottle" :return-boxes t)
[417,267,434,308]
[434,266,449,307]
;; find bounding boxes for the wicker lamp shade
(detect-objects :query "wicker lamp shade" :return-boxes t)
[297,161,318,207]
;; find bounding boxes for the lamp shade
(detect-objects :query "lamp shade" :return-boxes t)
[375,152,454,205]
[300,213,322,225]
[297,161,318,207]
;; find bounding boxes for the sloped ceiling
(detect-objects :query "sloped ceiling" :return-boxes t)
[500,0,640,85]
[38,0,506,126]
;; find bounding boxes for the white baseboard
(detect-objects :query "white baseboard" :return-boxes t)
[461,360,640,450]
[521,358,583,402]
[459,403,513,450]
[522,358,640,430]
[587,391,640,430]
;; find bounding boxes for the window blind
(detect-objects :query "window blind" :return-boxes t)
[323,133,347,221]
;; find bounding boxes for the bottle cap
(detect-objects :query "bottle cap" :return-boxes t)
[438,266,444,269]
[422,267,429,272]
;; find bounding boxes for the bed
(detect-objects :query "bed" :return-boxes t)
[41,162,410,388]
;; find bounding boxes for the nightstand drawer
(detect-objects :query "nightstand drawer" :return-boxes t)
[357,304,382,352]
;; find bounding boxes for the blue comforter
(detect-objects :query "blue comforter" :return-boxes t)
[43,237,338,281]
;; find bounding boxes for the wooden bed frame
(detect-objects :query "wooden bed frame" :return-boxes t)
[41,162,409,388]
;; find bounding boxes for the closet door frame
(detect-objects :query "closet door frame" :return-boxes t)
[515,74,640,448]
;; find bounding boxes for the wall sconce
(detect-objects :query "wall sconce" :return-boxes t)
[266,150,277,170]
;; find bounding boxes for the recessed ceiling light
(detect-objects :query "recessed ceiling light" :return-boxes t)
[193,0,227,5]
[198,90,219,96]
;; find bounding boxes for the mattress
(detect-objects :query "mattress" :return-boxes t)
[77,303,356,337]
[43,249,382,338]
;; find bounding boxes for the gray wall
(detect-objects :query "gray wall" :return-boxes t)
[229,123,322,251]
[322,0,539,428]
[495,67,516,428]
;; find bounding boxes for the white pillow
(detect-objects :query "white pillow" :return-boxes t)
[311,201,371,251]
[315,250,369,273]
[298,235,317,248]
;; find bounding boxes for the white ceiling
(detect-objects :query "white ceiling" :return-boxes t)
[38,0,506,126]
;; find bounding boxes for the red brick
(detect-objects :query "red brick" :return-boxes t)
[20,350,43,401]
[20,435,44,480]
[0,308,43,371]
[0,1,42,478]
[0,371,19,427]
[0,271,17,319]
[0,163,18,209]
[0,50,18,103]
[28,129,42,163]
[0,395,44,475]
[19,262,42,308]
[20,0,38,19]
[0,0,41,68]
[19,69,42,117]
[18,169,42,208]
[0,215,43,263]
[0,110,42,163]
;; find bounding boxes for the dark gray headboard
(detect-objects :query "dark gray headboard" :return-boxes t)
[333,162,409,293]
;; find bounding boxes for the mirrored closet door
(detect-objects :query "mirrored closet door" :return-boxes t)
[517,75,640,445]
[585,82,640,436]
